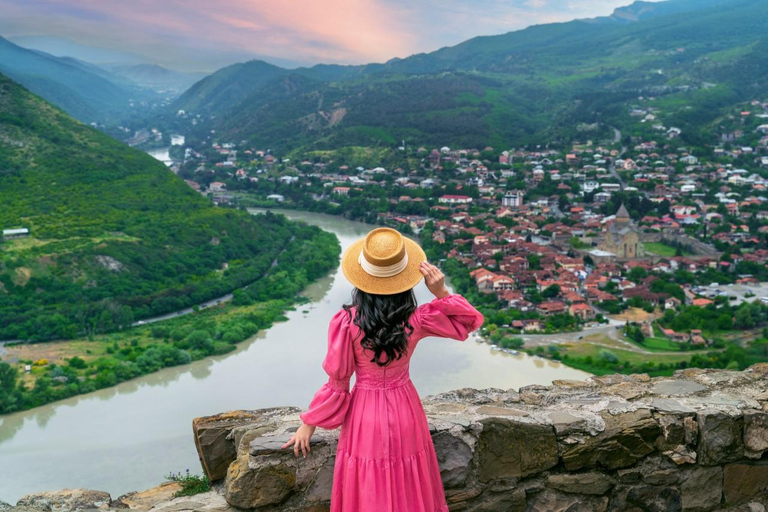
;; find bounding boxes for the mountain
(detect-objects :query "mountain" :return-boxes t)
[171,0,768,151]
[172,60,286,113]
[0,36,138,122]
[107,64,208,94]
[0,74,305,341]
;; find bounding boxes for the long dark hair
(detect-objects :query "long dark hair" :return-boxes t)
[343,288,418,367]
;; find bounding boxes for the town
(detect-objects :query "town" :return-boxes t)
[147,98,768,376]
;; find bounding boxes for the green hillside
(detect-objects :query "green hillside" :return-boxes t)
[0,74,335,341]
[168,0,768,151]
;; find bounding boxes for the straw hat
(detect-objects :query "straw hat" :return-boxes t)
[341,227,427,295]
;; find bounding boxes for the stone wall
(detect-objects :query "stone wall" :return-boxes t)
[193,364,768,511]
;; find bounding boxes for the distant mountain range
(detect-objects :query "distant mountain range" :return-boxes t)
[168,0,768,151]
[0,36,209,123]
[105,64,207,94]
[0,36,141,122]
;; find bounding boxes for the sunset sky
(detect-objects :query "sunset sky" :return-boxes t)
[1,0,662,71]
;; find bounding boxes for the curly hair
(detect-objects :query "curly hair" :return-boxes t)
[343,288,418,366]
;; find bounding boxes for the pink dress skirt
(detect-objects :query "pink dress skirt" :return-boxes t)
[300,294,484,512]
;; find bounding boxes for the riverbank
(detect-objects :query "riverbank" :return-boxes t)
[0,219,340,415]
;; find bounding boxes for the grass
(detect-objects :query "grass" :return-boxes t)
[638,337,691,352]
[2,300,287,389]
[643,242,690,257]
[559,338,694,366]
[165,470,210,497]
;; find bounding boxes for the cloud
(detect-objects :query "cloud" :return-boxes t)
[0,0,663,71]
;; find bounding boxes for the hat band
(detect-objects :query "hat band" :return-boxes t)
[358,250,409,278]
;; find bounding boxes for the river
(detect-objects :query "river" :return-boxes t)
[146,135,185,167]
[0,209,589,503]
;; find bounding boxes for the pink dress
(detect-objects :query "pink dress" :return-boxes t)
[300,294,484,512]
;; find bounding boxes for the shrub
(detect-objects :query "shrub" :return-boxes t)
[68,356,87,369]
[166,469,210,497]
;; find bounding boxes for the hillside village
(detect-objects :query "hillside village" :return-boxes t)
[165,99,768,359]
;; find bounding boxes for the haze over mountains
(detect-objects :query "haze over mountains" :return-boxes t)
[166,0,767,151]
[1,0,766,150]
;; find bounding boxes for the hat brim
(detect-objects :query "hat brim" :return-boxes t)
[341,235,427,295]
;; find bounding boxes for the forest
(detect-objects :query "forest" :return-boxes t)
[0,220,340,414]
[0,74,335,341]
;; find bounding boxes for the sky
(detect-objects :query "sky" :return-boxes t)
[0,0,663,72]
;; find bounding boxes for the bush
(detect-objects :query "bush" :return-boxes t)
[68,356,87,369]
[166,470,210,497]
[599,350,619,364]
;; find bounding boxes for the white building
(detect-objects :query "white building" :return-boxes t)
[502,190,524,208]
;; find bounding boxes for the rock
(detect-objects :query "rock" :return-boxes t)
[743,411,768,458]
[433,432,473,488]
[466,488,526,511]
[546,472,615,495]
[0,501,12,512]
[116,482,182,511]
[192,410,265,481]
[15,489,113,511]
[697,410,744,465]
[651,380,708,396]
[561,409,660,471]
[651,398,695,414]
[551,379,594,388]
[525,489,608,512]
[723,462,768,506]
[625,485,682,512]
[224,450,295,509]
[607,382,649,400]
[148,491,233,512]
[547,411,589,436]
[519,385,549,405]
[476,418,558,481]
[663,445,697,465]
[643,468,679,485]
[303,463,335,504]
[680,466,722,512]
[475,405,528,417]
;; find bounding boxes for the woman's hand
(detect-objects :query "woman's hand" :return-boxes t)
[282,423,316,458]
[419,261,450,299]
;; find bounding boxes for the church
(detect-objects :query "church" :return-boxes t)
[597,204,644,259]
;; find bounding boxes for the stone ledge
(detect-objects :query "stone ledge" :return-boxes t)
[190,364,768,511]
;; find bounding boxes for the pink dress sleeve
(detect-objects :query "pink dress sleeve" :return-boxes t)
[413,293,484,341]
[299,309,355,429]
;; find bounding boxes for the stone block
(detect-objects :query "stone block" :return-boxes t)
[561,409,660,471]
[224,450,296,509]
[15,489,113,510]
[192,409,266,481]
[625,485,682,512]
[744,411,768,458]
[433,431,473,488]
[546,471,615,495]
[680,465,722,512]
[697,410,744,465]
[723,462,768,506]
[526,489,609,512]
[476,418,558,481]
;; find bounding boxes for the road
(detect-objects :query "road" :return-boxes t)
[131,293,234,327]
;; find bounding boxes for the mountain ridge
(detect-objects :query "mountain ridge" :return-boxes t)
[0,73,303,341]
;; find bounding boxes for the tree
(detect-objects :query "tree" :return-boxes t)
[734,307,755,329]
[628,267,648,282]
[542,284,561,299]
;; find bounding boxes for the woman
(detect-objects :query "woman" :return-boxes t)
[282,227,484,511]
